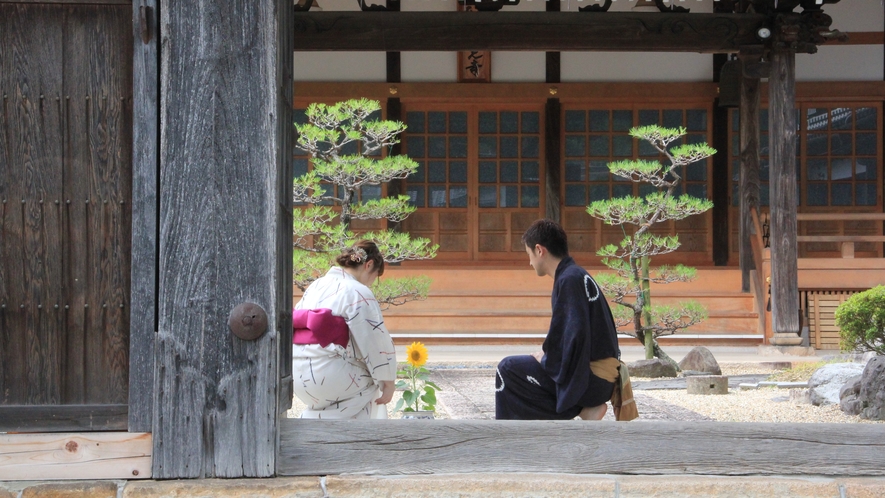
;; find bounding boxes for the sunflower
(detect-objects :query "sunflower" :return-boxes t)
[406,341,428,368]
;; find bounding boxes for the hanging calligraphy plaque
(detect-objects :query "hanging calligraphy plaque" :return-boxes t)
[458,4,491,83]
[458,50,491,82]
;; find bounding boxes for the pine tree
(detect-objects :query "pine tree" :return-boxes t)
[587,125,715,365]
[293,98,437,307]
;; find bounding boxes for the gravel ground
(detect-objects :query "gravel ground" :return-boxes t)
[287,362,883,423]
[637,363,885,424]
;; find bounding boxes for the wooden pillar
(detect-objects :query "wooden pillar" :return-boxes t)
[767,48,801,344]
[543,0,560,222]
[129,0,160,433]
[385,0,400,83]
[738,55,761,294]
[153,0,292,478]
[545,98,561,222]
[545,0,560,85]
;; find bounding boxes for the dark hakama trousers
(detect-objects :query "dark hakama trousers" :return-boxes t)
[495,355,615,420]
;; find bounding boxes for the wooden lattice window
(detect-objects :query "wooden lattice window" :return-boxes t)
[477,111,541,209]
[728,104,880,208]
[804,106,878,207]
[563,108,709,206]
[404,111,469,209]
[561,105,713,260]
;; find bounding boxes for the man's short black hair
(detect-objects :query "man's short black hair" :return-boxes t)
[522,219,569,258]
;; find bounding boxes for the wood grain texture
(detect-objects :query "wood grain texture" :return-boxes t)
[738,68,760,293]
[154,0,288,478]
[129,0,159,432]
[291,12,767,53]
[0,432,150,480]
[279,419,885,476]
[277,0,294,415]
[64,5,133,405]
[0,404,127,432]
[1,3,132,415]
[768,49,800,336]
[0,4,28,405]
[4,6,59,404]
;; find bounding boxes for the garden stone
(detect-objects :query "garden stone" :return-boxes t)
[839,375,863,416]
[858,355,885,421]
[678,346,721,375]
[629,358,678,378]
[789,389,810,404]
[808,362,865,406]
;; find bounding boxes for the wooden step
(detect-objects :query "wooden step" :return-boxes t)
[386,292,757,314]
[382,266,748,293]
[384,310,759,336]
[296,266,762,345]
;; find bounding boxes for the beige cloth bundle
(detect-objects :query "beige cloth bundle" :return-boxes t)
[589,357,639,421]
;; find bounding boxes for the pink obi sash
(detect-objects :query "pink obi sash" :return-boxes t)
[292,308,349,348]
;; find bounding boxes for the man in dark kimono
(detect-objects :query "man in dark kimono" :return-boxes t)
[496,219,621,420]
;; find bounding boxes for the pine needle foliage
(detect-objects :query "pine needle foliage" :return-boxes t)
[293,99,438,307]
[586,125,715,363]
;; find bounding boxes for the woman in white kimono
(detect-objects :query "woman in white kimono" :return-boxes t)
[292,241,397,419]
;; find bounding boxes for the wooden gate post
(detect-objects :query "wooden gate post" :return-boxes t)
[768,42,801,345]
[153,0,293,478]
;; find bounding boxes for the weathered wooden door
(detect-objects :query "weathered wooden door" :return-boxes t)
[0,2,133,431]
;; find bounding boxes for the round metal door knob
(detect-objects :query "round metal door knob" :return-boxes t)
[228,302,268,341]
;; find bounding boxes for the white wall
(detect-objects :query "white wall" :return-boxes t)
[293,52,387,81]
[402,52,458,82]
[400,0,457,11]
[562,52,712,81]
[824,1,884,32]
[491,52,547,81]
[797,45,884,82]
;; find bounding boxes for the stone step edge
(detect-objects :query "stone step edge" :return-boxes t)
[10,475,884,497]
[739,381,810,390]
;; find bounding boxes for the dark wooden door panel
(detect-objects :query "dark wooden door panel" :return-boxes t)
[63,4,132,406]
[1,4,66,405]
[0,404,128,432]
[0,3,132,421]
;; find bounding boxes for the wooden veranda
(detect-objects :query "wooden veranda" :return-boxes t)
[2,0,885,481]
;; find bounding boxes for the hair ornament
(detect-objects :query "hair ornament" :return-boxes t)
[349,247,367,263]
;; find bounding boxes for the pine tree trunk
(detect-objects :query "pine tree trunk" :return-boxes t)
[641,256,654,360]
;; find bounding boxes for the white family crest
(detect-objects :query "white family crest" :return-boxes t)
[584,274,600,302]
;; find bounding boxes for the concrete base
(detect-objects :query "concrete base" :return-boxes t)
[758,345,818,357]
[769,333,804,346]
[686,375,729,395]
[4,475,885,498]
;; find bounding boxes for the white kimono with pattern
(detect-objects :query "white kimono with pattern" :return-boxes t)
[293,267,397,419]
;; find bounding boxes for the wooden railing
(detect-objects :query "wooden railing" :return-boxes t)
[749,207,767,282]
[748,208,771,342]
[746,210,885,346]
[796,213,885,258]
